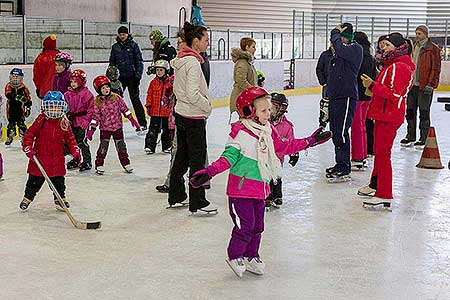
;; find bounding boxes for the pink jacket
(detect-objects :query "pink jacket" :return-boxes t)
[206,122,311,200]
[90,93,131,132]
[64,86,94,129]
[273,116,295,163]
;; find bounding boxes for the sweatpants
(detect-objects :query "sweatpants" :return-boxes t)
[95,128,130,168]
[329,97,356,173]
[227,197,265,260]
[369,121,402,199]
[406,85,433,142]
[168,114,209,211]
[351,101,371,161]
[24,174,65,201]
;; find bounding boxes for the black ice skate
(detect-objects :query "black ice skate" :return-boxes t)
[54,199,70,212]
[351,159,368,171]
[5,135,13,146]
[414,140,426,150]
[144,148,155,155]
[326,170,351,183]
[19,197,32,211]
[265,199,281,211]
[79,162,92,172]
[325,165,337,175]
[66,159,79,170]
[156,184,170,193]
[95,166,105,175]
[400,138,415,147]
[362,197,391,211]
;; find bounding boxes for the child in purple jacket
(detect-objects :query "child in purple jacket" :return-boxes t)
[64,69,94,171]
[86,75,141,175]
[53,52,72,94]
[190,87,332,278]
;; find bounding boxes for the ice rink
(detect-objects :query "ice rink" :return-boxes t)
[1,93,449,300]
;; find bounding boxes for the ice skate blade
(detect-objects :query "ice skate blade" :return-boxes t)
[400,142,414,148]
[166,201,189,209]
[357,191,375,197]
[414,146,425,151]
[327,176,351,183]
[363,201,392,211]
[190,208,218,215]
[225,259,243,278]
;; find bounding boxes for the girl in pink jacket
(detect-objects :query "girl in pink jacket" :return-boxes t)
[86,76,141,175]
[64,69,94,171]
[266,92,300,208]
[190,87,331,278]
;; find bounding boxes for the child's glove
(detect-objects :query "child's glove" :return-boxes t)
[306,128,332,147]
[86,128,95,141]
[25,107,31,118]
[319,97,329,128]
[129,117,141,131]
[190,169,212,189]
[288,152,299,167]
[72,149,82,166]
[23,146,36,159]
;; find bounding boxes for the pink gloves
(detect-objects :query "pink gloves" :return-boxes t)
[129,117,141,131]
[23,146,36,159]
[86,129,95,141]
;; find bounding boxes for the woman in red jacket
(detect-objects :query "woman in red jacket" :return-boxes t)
[357,33,415,208]
[20,91,81,212]
[33,35,60,99]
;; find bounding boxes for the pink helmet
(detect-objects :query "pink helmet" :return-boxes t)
[70,69,87,87]
[236,87,269,119]
[55,52,73,67]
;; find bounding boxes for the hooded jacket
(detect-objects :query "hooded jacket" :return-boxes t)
[145,75,172,117]
[230,48,257,114]
[109,35,144,80]
[368,54,415,124]
[64,86,95,129]
[33,49,60,99]
[171,46,211,119]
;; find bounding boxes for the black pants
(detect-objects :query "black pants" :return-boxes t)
[169,114,209,211]
[406,85,433,142]
[24,174,65,201]
[145,116,171,151]
[329,97,356,174]
[7,111,27,138]
[366,118,374,155]
[72,126,91,164]
[120,78,147,128]
[267,179,283,200]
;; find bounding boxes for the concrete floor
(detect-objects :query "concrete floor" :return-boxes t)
[0,93,449,300]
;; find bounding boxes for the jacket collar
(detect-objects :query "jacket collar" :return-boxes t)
[178,46,205,64]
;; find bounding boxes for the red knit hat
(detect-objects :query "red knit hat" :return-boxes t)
[43,34,57,50]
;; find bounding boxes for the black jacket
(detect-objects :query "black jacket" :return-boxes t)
[109,35,144,81]
[316,48,334,86]
[152,38,177,63]
[200,52,210,87]
[357,46,377,101]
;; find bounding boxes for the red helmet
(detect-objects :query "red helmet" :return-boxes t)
[236,87,269,119]
[70,69,87,87]
[93,75,111,93]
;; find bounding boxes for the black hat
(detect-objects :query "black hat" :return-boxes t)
[341,23,354,40]
[382,32,405,48]
[118,26,129,34]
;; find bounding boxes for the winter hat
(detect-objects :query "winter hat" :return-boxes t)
[150,29,164,42]
[382,32,406,48]
[43,34,57,50]
[416,25,429,36]
[341,23,354,41]
[118,26,129,34]
[354,31,370,47]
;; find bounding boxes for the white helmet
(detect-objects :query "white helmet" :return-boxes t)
[154,60,170,70]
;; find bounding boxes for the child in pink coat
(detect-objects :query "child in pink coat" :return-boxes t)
[266,92,300,208]
[86,75,141,175]
[64,69,94,171]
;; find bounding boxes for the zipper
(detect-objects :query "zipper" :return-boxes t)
[238,172,247,190]
[382,99,387,113]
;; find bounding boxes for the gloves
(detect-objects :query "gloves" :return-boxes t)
[35,88,40,98]
[146,106,151,116]
[129,118,141,130]
[307,128,332,147]
[289,152,299,167]
[190,169,212,189]
[424,85,434,95]
[72,150,82,165]
[86,128,95,141]
[25,107,31,118]
[23,146,36,159]
[16,94,26,103]
[319,97,329,128]
[146,65,156,75]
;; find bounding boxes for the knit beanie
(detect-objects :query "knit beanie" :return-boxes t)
[382,32,406,48]
[118,26,129,34]
[43,34,57,50]
[341,23,354,41]
[416,25,429,36]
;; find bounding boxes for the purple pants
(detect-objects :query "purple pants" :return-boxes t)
[227,197,265,260]
[95,128,130,167]
[0,152,3,177]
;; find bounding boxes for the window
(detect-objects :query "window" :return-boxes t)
[0,1,14,15]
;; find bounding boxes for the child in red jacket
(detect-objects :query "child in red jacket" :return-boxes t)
[19,91,81,211]
[144,60,173,154]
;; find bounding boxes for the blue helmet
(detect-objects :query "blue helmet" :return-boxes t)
[42,91,68,119]
[9,68,24,87]
[10,68,24,77]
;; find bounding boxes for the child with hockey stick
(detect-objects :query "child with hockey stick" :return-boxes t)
[86,75,141,175]
[64,69,95,171]
[265,92,300,208]
[4,68,32,145]
[53,52,73,95]
[19,91,81,211]
[190,87,332,278]
[144,59,173,154]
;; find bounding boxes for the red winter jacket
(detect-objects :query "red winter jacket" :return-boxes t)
[368,54,415,124]
[145,75,172,117]
[22,114,78,177]
[33,49,60,99]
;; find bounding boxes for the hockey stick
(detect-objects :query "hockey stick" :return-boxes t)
[33,155,101,230]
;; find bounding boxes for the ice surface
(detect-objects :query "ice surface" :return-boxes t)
[0,93,450,300]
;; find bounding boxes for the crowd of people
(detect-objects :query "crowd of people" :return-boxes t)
[0,20,444,278]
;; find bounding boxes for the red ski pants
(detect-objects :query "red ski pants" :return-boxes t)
[351,101,371,161]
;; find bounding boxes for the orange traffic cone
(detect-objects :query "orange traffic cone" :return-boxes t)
[416,127,444,169]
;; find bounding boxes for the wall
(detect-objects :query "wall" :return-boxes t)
[129,0,191,27]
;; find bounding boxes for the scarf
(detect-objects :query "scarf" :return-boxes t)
[380,43,410,65]
[241,119,281,182]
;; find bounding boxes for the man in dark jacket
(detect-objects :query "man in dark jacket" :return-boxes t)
[109,26,147,130]
[326,23,363,182]
[316,43,334,127]
[148,29,177,75]
[401,25,442,148]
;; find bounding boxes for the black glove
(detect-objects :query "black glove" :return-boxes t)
[25,107,31,118]
[289,152,299,167]
[319,97,330,128]
[35,88,40,98]
[146,65,156,75]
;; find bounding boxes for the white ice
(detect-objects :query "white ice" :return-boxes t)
[1,93,450,300]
